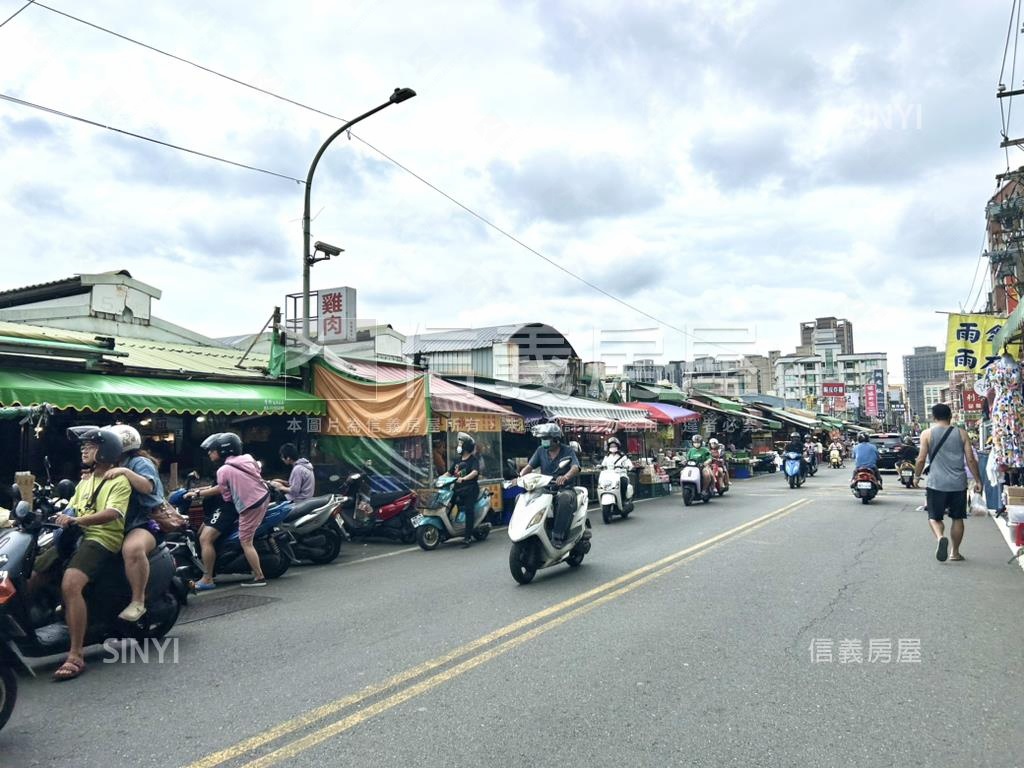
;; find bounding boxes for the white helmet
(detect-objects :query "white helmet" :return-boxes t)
[109,423,142,453]
[709,438,720,448]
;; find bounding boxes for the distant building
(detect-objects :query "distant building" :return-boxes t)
[903,346,947,421]
[799,317,854,355]
[775,352,888,409]
[624,358,669,385]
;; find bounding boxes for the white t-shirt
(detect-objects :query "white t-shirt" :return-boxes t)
[601,453,632,473]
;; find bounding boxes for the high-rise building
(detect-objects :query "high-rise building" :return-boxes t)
[902,346,947,421]
[774,352,888,409]
[624,358,669,385]
[799,317,854,355]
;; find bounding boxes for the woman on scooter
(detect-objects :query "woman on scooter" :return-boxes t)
[187,432,270,588]
[104,424,165,623]
[708,438,729,492]
[601,437,632,502]
[449,432,480,549]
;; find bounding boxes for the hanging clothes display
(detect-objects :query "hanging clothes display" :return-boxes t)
[976,353,1024,468]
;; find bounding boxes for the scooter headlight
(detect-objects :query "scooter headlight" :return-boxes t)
[528,511,545,528]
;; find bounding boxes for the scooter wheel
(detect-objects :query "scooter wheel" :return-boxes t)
[0,663,17,733]
[788,475,796,489]
[566,548,585,567]
[307,525,344,565]
[601,504,614,524]
[683,487,694,506]
[261,552,290,580]
[416,525,442,551]
[862,496,871,505]
[472,527,490,542]
[509,541,537,584]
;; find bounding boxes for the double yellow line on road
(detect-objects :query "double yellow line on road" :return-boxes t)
[185,497,810,768]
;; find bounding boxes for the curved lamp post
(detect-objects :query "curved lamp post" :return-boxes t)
[302,87,416,339]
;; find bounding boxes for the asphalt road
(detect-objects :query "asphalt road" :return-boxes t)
[3,467,1023,768]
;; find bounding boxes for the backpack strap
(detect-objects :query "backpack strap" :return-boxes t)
[928,427,955,464]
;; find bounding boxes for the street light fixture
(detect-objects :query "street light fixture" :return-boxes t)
[301,87,417,339]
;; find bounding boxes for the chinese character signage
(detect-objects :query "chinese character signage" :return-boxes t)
[865,384,878,417]
[822,382,846,397]
[945,313,1004,373]
[872,369,886,413]
[318,286,357,343]
[962,389,984,413]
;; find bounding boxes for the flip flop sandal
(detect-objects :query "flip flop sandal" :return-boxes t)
[949,554,966,561]
[936,536,949,562]
[195,581,217,592]
[53,657,86,682]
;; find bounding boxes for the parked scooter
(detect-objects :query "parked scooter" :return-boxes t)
[336,469,417,544]
[413,474,494,550]
[680,460,712,506]
[166,484,294,583]
[897,461,916,488]
[851,468,880,504]
[597,466,634,523]
[829,448,843,469]
[0,482,187,732]
[783,452,805,489]
[505,458,591,584]
[275,493,346,564]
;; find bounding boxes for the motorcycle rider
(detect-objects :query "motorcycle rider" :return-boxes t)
[897,435,919,464]
[30,427,131,681]
[104,424,165,623]
[850,433,883,488]
[686,435,714,494]
[186,432,270,588]
[708,438,728,491]
[804,435,819,473]
[601,436,633,509]
[449,432,481,548]
[520,423,580,547]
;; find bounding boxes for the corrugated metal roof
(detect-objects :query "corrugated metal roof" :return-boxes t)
[0,320,268,379]
[458,380,654,425]
[404,324,525,354]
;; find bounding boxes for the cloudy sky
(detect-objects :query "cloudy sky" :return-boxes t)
[0,0,1016,382]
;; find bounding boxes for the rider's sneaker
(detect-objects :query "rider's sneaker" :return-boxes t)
[118,601,147,622]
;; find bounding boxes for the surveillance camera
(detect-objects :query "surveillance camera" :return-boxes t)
[314,241,343,258]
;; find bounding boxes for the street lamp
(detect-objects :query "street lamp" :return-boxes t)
[301,87,417,339]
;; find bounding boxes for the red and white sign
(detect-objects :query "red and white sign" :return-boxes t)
[822,381,846,398]
[864,384,878,417]
[962,389,984,413]
[318,286,357,342]
[829,396,847,412]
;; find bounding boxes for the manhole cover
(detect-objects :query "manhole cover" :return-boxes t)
[178,593,280,625]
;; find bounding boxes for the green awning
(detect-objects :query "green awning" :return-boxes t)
[989,306,1021,354]
[691,391,744,412]
[0,369,325,416]
[629,383,687,403]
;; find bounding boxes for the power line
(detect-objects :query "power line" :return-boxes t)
[20,0,738,354]
[0,92,306,183]
[0,1,30,28]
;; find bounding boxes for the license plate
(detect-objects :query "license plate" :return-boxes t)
[857,482,873,489]
[901,472,913,478]
[411,514,425,526]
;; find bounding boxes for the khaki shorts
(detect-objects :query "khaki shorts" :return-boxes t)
[34,539,118,582]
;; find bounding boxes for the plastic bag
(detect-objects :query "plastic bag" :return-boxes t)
[969,492,989,517]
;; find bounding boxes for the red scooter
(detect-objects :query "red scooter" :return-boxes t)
[337,470,418,543]
[851,468,880,504]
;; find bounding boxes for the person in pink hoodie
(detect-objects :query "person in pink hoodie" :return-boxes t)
[186,432,270,588]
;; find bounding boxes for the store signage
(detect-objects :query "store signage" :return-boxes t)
[872,369,886,413]
[945,313,1004,372]
[318,286,357,342]
[962,389,984,412]
[822,382,846,397]
[865,384,878,417]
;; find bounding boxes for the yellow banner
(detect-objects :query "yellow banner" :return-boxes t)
[945,314,1005,372]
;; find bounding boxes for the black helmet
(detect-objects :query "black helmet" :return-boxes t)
[532,422,563,443]
[201,432,243,457]
[857,433,869,443]
[456,432,476,454]
[67,426,123,465]
[902,435,913,445]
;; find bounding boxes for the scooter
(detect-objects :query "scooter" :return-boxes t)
[897,461,916,488]
[597,465,634,523]
[784,452,805,489]
[829,448,843,469]
[0,484,188,733]
[506,459,591,584]
[852,468,880,504]
[710,456,730,496]
[337,470,417,544]
[413,475,494,550]
[166,487,294,582]
[806,451,819,476]
[277,494,346,564]
[680,460,712,506]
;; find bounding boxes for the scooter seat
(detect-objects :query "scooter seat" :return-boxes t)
[284,495,334,521]
[371,490,409,507]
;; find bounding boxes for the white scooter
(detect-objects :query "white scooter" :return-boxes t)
[680,460,712,506]
[506,459,591,584]
[597,464,634,524]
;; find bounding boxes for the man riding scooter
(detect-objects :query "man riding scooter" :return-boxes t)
[850,433,883,489]
[783,432,809,480]
[686,435,715,496]
[519,423,580,547]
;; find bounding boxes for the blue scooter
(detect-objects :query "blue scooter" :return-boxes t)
[166,486,295,582]
[412,474,494,550]
[783,452,805,489]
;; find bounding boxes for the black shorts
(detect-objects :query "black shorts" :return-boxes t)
[926,488,967,521]
[204,504,239,535]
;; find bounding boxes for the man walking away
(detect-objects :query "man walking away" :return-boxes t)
[914,403,981,562]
